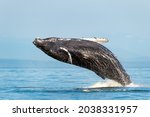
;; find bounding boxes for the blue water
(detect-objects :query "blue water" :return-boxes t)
[0,60,150,100]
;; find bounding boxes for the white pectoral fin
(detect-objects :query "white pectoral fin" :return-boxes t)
[81,37,109,44]
[60,47,72,64]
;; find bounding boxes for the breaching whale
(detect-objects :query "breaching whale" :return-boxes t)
[33,37,131,86]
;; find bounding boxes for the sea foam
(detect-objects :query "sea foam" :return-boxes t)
[89,80,140,88]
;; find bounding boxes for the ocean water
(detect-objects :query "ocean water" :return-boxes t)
[0,60,150,100]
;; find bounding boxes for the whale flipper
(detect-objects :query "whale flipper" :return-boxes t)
[59,47,72,64]
[80,37,109,44]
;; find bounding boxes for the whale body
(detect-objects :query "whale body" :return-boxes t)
[33,37,131,86]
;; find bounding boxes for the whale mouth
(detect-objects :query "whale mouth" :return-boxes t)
[33,38,44,47]
[33,40,37,45]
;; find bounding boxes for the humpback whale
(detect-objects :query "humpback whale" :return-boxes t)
[33,37,131,86]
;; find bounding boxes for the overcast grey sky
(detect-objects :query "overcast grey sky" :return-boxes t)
[0,0,150,61]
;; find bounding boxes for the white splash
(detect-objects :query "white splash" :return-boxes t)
[89,80,140,88]
[89,80,122,88]
[126,83,141,87]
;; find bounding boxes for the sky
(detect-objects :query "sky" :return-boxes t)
[0,0,150,62]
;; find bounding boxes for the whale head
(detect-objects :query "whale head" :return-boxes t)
[33,37,72,63]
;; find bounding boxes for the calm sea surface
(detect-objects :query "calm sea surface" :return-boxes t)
[0,60,150,100]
